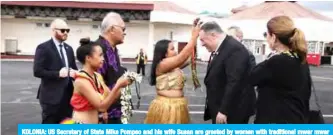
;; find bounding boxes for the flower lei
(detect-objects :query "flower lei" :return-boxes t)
[120,71,142,124]
[267,50,297,60]
[191,46,201,90]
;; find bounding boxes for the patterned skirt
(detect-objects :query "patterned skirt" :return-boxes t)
[60,118,84,124]
[144,95,190,124]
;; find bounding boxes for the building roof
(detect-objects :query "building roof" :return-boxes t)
[228,1,333,21]
[123,1,196,15]
[0,1,154,11]
[231,5,248,14]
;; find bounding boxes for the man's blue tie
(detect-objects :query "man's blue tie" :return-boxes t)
[59,44,70,79]
[59,44,66,67]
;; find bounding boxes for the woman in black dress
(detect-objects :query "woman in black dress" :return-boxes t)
[250,16,311,123]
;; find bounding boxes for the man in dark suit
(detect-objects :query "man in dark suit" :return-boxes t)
[199,21,256,124]
[33,19,78,124]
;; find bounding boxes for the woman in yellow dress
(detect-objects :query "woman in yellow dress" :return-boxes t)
[144,19,201,124]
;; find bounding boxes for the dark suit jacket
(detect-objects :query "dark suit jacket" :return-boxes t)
[204,35,256,123]
[249,51,256,67]
[33,39,77,105]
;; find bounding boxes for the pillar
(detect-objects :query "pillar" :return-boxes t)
[147,23,155,61]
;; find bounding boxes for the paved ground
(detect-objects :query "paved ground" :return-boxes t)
[1,61,333,134]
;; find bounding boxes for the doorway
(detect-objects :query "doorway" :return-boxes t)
[178,42,187,53]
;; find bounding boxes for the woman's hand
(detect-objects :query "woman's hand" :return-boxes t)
[191,18,202,39]
[116,77,132,88]
[102,112,108,123]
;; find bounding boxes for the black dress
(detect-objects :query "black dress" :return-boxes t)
[250,51,311,123]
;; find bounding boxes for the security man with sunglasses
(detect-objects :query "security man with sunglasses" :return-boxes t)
[33,19,78,124]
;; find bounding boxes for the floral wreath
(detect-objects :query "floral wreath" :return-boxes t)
[120,71,142,124]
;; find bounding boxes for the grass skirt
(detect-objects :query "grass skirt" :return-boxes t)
[144,95,190,124]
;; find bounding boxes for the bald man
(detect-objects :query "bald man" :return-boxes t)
[33,19,78,124]
[228,26,243,42]
[228,26,256,66]
[95,12,127,124]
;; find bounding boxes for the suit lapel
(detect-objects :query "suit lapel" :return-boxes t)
[204,36,231,82]
[49,39,64,66]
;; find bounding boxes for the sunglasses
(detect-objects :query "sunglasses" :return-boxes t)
[112,25,126,32]
[55,28,70,33]
[263,32,267,38]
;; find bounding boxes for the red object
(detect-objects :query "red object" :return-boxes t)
[307,54,321,66]
[178,42,187,53]
[71,73,105,111]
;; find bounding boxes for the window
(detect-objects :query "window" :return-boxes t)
[92,25,99,29]
[35,22,51,28]
[5,38,18,54]
[242,39,252,46]
[36,23,43,27]
[319,43,324,55]
[44,23,50,27]
[307,41,316,54]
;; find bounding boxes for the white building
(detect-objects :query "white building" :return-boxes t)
[1,1,198,61]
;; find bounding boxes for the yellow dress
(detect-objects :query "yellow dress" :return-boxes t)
[144,69,190,124]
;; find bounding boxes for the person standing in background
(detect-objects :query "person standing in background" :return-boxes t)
[228,26,256,67]
[228,26,257,123]
[136,48,148,76]
[33,19,78,124]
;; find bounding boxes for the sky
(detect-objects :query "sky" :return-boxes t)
[299,1,333,18]
[169,0,333,19]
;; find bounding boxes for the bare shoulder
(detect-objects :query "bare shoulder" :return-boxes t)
[74,78,90,87]
[156,61,167,76]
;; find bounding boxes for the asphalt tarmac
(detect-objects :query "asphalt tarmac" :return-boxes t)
[1,61,333,135]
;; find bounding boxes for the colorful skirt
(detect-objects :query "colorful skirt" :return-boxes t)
[60,118,84,124]
[144,96,190,124]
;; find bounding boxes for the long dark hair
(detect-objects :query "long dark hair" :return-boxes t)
[149,39,171,86]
